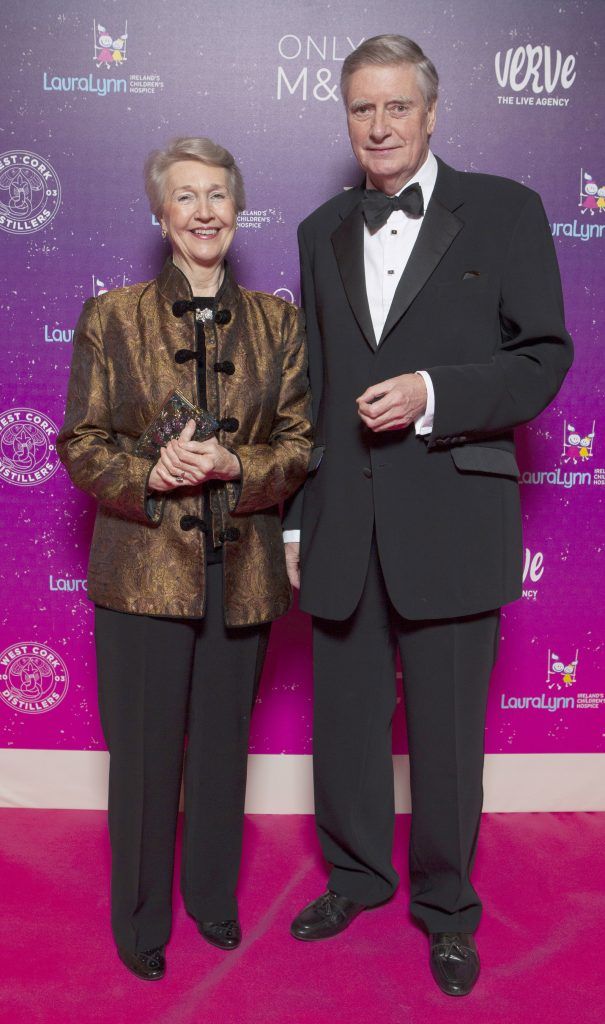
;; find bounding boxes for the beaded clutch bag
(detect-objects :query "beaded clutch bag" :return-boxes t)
[134,389,218,460]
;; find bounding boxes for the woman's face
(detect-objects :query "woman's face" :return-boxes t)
[160,160,237,273]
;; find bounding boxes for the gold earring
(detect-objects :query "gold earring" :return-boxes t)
[161,226,167,239]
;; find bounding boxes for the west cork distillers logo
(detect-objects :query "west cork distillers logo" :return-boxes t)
[0,642,69,715]
[0,408,60,487]
[520,418,605,488]
[495,43,576,107]
[42,19,164,97]
[551,169,605,242]
[0,151,61,235]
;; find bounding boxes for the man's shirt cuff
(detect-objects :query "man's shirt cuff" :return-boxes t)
[414,370,435,435]
[283,530,301,543]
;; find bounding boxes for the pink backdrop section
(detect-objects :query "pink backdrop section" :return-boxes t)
[0,2,603,755]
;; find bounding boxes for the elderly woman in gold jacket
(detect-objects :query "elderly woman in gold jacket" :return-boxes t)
[58,137,312,980]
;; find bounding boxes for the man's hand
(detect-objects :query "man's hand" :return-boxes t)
[285,541,301,589]
[357,374,427,432]
[148,419,240,491]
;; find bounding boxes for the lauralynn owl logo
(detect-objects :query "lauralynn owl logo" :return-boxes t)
[0,643,69,715]
[93,20,128,70]
[551,169,605,241]
[0,151,61,235]
[546,649,579,691]
[0,408,61,487]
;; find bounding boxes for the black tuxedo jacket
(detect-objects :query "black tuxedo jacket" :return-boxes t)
[284,157,573,620]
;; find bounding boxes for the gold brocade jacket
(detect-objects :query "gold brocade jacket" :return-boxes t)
[57,259,312,625]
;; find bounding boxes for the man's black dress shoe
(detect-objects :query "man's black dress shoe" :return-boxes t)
[197,919,242,950]
[429,932,480,996]
[290,890,365,941]
[117,945,165,981]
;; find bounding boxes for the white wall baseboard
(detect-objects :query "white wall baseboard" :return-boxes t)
[0,750,603,812]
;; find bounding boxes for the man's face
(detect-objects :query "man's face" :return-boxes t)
[345,62,436,195]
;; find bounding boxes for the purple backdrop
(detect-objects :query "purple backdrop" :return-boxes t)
[1,2,603,757]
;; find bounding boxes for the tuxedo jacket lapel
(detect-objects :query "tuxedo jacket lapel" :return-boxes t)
[380,159,464,344]
[331,194,376,350]
[329,161,465,350]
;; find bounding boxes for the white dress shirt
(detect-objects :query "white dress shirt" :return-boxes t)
[363,149,436,435]
[283,151,437,543]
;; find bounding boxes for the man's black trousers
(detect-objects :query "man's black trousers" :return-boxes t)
[312,542,500,933]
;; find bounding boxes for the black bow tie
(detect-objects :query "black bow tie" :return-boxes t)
[361,183,424,231]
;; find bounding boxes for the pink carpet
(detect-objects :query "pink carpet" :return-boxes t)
[1,811,603,1024]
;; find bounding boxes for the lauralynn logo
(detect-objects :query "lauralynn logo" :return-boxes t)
[0,151,61,235]
[578,169,605,215]
[152,210,284,230]
[0,642,69,715]
[500,648,578,713]
[42,19,164,97]
[0,408,61,487]
[43,271,127,343]
[546,649,578,691]
[562,420,595,463]
[92,273,127,297]
[495,43,576,107]
[501,648,604,713]
[520,418,605,488]
[93,20,128,70]
[551,170,605,242]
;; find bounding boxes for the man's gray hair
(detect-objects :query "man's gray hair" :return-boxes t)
[340,35,439,109]
[144,136,246,217]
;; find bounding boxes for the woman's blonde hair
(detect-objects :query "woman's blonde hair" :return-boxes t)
[144,136,246,217]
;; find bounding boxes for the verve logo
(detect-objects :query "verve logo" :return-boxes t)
[495,44,576,94]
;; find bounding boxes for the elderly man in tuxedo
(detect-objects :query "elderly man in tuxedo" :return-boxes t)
[283,34,573,996]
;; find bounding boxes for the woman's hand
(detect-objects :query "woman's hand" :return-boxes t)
[148,420,200,492]
[148,440,189,493]
[159,418,241,487]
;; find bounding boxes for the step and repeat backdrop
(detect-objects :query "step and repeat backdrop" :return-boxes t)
[0,1,603,801]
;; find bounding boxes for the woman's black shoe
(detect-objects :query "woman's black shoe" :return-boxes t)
[197,919,242,950]
[117,945,166,980]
